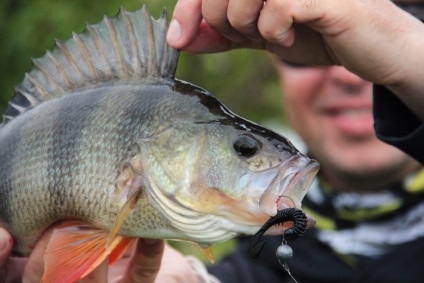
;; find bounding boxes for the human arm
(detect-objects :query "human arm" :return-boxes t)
[167,0,424,121]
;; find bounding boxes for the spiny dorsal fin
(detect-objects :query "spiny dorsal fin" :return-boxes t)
[2,6,179,125]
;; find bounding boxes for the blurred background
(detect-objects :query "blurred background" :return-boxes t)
[0,0,291,261]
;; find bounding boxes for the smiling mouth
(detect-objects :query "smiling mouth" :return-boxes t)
[323,106,375,137]
[327,108,372,117]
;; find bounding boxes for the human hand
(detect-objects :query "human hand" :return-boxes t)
[22,235,168,282]
[109,241,199,283]
[0,227,21,283]
[2,225,197,283]
[20,227,110,283]
[0,227,82,283]
[167,0,424,86]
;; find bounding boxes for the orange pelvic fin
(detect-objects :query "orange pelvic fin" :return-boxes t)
[197,245,215,264]
[41,221,135,283]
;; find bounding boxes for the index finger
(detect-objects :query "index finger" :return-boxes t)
[167,0,203,49]
[121,239,165,283]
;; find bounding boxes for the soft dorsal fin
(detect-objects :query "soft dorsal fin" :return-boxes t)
[2,6,179,125]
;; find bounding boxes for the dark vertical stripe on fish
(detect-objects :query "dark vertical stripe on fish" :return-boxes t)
[47,90,105,213]
[0,122,22,226]
[105,85,155,176]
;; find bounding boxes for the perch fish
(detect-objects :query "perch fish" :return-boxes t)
[0,6,319,282]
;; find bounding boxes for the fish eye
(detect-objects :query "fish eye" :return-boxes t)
[233,134,262,157]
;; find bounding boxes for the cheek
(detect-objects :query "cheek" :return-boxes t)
[282,73,320,133]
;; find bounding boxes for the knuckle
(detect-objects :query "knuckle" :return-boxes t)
[258,21,290,44]
[258,23,277,41]
[228,14,253,33]
[202,9,225,27]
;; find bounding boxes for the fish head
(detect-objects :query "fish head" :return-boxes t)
[186,123,319,236]
[141,83,319,244]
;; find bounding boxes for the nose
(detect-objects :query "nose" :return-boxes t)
[327,66,367,94]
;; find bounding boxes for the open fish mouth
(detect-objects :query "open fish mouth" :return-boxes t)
[245,156,319,258]
[257,155,319,218]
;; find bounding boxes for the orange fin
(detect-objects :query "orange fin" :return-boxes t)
[196,245,215,264]
[41,221,135,283]
[108,237,136,265]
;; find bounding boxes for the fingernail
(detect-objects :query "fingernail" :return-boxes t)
[167,19,182,44]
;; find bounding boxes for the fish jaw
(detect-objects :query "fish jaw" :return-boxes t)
[226,155,319,235]
[173,154,319,239]
[259,155,319,215]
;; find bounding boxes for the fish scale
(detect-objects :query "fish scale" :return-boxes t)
[0,6,319,282]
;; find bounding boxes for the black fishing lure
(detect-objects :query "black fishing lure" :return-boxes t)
[248,208,307,258]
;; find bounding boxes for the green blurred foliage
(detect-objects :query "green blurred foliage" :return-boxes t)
[169,237,238,263]
[0,0,286,260]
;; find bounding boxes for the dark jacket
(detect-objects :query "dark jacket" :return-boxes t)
[374,85,424,165]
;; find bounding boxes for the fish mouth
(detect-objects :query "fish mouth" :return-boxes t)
[230,155,318,236]
[256,155,319,229]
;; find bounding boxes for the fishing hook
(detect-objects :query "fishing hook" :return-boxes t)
[248,208,307,258]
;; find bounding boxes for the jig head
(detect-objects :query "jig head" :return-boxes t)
[248,208,307,258]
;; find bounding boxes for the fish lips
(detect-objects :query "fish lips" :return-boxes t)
[245,155,319,228]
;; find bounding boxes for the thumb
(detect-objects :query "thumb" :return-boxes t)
[0,228,13,266]
[0,228,14,281]
[22,227,54,282]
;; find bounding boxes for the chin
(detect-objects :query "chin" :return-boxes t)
[316,146,420,190]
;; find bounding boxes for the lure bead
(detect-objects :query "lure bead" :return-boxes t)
[276,244,293,261]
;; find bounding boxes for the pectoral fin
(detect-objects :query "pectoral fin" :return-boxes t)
[107,180,142,247]
[107,153,144,246]
[41,221,135,283]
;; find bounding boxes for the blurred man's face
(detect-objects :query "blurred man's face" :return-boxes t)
[275,63,419,191]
